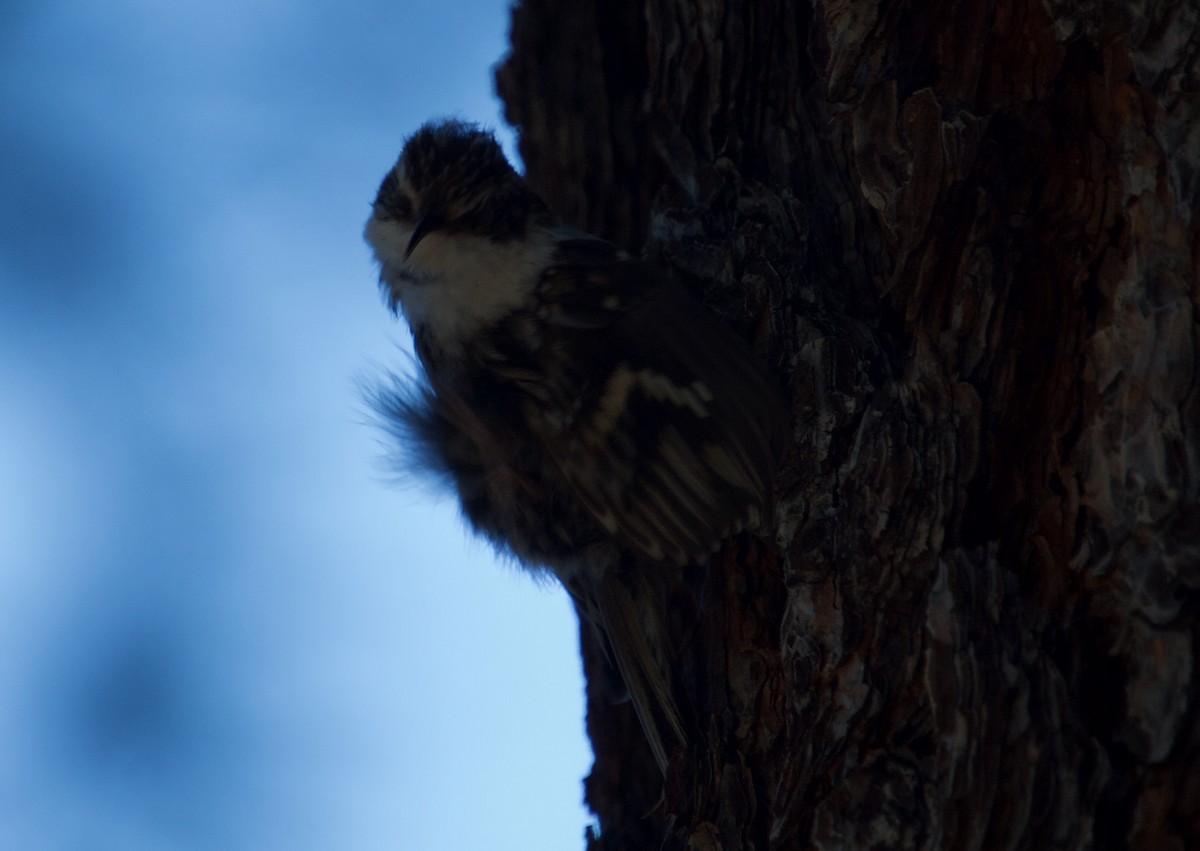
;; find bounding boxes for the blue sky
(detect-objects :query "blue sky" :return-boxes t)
[0,1,593,848]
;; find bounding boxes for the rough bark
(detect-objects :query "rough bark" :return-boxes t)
[496,1,1200,848]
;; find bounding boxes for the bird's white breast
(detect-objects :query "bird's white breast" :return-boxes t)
[366,216,556,351]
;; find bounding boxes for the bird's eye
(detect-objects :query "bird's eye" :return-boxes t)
[375,174,415,221]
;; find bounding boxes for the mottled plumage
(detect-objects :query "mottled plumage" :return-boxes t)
[365,119,784,769]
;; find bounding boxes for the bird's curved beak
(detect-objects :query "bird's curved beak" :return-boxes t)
[406,212,442,259]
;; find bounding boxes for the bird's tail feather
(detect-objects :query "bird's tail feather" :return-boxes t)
[594,571,686,773]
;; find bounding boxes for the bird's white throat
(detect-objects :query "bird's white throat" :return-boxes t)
[366,217,556,350]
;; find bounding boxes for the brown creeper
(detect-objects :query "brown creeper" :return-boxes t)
[365,120,784,769]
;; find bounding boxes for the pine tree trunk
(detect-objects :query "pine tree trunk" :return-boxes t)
[497,1,1200,848]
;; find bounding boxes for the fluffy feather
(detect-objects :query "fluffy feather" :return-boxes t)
[365,120,785,771]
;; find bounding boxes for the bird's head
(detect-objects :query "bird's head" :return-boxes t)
[365,120,556,349]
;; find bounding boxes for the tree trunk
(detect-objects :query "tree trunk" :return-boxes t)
[496,1,1200,848]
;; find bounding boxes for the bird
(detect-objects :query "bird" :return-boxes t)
[364,119,784,771]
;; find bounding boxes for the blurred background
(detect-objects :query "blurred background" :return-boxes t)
[0,1,593,849]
